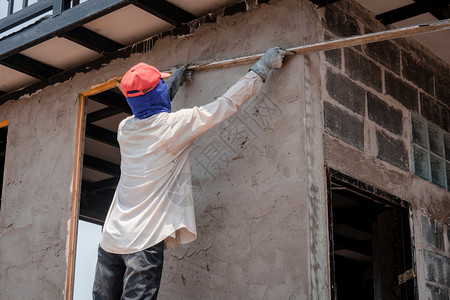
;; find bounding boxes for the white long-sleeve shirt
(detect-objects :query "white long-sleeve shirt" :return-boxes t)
[100,71,263,254]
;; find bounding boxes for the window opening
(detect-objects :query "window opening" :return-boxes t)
[328,169,417,300]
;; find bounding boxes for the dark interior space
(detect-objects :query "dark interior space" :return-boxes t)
[80,88,130,225]
[0,125,7,209]
[329,171,417,300]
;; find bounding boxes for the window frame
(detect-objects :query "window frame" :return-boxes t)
[66,79,120,300]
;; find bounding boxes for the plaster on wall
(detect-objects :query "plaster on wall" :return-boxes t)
[0,0,323,298]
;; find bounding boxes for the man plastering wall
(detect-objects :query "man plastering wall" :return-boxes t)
[92,47,291,299]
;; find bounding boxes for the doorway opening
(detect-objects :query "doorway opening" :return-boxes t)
[69,82,131,300]
[328,169,417,300]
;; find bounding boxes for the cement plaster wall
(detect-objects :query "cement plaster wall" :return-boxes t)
[0,0,326,298]
[0,84,80,298]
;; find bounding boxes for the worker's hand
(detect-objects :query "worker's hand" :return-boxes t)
[166,66,187,101]
[250,47,292,81]
[183,70,194,84]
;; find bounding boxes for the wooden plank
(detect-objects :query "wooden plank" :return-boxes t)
[104,19,450,83]
[187,19,450,72]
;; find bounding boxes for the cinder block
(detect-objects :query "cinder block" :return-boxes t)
[364,41,400,74]
[402,51,434,95]
[422,215,445,250]
[324,101,364,151]
[426,284,449,300]
[424,249,450,286]
[413,145,430,180]
[420,94,450,132]
[376,130,409,171]
[435,74,450,107]
[344,48,382,92]
[325,49,341,69]
[326,69,365,116]
[367,92,403,135]
[324,6,360,37]
[385,72,418,112]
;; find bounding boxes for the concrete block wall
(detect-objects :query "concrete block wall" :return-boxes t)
[0,0,447,298]
[321,0,450,298]
[323,6,450,172]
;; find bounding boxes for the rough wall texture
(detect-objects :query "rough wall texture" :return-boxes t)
[155,1,319,298]
[0,0,448,298]
[321,0,450,298]
[0,86,80,298]
[0,0,322,299]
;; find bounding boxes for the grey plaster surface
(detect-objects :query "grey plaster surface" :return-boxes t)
[0,85,79,298]
[0,0,320,298]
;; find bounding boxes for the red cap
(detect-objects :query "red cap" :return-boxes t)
[120,63,171,97]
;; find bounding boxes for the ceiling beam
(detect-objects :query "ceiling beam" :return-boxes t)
[80,190,111,224]
[83,154,120,177]
[413,0,450,20]
[89,91,131,115]
[85,124,119,148]
[87,107,123,123]
[134,0,196,25]
[90,177,120,192]
[307,0,341,8]
[376,0,450,25]
[0,53,62,80]
[376,4,424,25]
[62,27,124,54]
[0,0,135,60]
[333,235,373,258]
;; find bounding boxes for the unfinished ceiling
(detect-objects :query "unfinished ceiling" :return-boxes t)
[0,0,448,103]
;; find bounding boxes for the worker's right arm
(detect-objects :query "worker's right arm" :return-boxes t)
[168,47,290,152]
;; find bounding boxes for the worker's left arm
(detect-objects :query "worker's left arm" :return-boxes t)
[166,66,189,101]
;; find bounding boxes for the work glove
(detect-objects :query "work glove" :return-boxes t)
[250,46,292,81]
[166,66,192,101]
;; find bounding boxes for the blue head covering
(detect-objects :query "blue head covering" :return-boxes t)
[125,79,171,119]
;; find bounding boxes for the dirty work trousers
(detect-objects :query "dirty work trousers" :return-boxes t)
[92,241,164,300]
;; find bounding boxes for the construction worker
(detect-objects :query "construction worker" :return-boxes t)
[92,46,291,299]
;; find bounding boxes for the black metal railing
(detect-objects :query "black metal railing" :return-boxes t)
[0,0,83,35]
